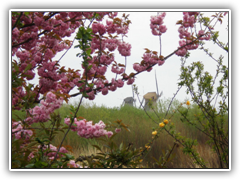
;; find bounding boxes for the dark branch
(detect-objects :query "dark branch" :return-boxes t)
[12,12,23,30]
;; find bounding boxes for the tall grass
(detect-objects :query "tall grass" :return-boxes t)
[12,99,228,168]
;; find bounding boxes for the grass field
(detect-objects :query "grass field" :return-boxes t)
[12,98,228,168]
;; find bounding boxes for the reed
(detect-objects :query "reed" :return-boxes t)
[12,99,228,168]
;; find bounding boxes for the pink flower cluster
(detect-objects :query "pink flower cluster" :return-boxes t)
[12,86,26,108]
[24,92,63,125]
[127,77,135,85]
[28,143,71,163]
[133,52,165,73]
[102,87,109,95]
[182,12,199,28]
[64,118,113,139]
[105,19,129,35]
[109,78,124,91]
[92,22,106,36]
[12,121,33,140]
[111,65,125,74]
[67,160,88,168]
[68,14,132,101]
[12,12,89,109]
[150,12,167,36]
[198,30,211,40]
[175,12,209,57]
[37,144,68,160]
[118,42,131,56]
[175,39,199,57]
[106,38,119,51]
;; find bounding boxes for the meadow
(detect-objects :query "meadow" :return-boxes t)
[12,98,228,168]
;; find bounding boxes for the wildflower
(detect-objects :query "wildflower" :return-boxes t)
[145,145,151,150]
[186,100,190,106]
[152,130,157,136]
[163,119,169,124]
[159,122,165,128]
[115,128,121,133]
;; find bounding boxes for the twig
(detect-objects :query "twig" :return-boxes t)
[159,35,162,57]
[48,95,84,167]
[135,93,158,124]
[69,36,204,98]
[161,142,177,167]
[165,85,182,118]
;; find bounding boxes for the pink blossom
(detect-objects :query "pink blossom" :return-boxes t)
[158,60,165,66]
[12,121,33,140]
[24,91,63,124]
[178,26,191,39]
[12,28,20,40]
[159,25,167,33]
[34,15,44,26]
[64,118,71,125]
[110,85,117,91]
[106,131,113,138]
[68,160,80,168]
[150,13,167,36]
[91,37,106,51]
[111,65,125,74]
[87,91,95,100]
[102,87,108,95]
[118,42,131,56]
[92,22,106,36]
[16,50,30,63]
[127,77,135,85]
[198,30,211,40]
[115,128,121,133]
[116,79,124,88]
[133,63,146,72]
[182,12,198,28]
[45,92,57,103]
[106,20,116,34]
[175,48,187,57]
[67,118,113,139]
[106,38,119,51]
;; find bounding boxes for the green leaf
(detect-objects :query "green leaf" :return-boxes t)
[119,142,123,150]
[23,64,32,73]
[65,153,75,160]
[25,163,35,168]
[92,145,102,152]
[24,12,30,16]
[40,161,48,167]
[86,49,92,56]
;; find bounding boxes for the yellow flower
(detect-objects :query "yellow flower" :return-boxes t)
[159,122,165,128]
[163,119,169,124]
[139,159,143,162]
[145,145,151,149]
[186,100,190,106]
[152,130,157,136]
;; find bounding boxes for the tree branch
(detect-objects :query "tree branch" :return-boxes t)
[12,12,23,30]
[69,36,204,98]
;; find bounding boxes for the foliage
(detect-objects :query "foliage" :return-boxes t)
[11,11,229,169]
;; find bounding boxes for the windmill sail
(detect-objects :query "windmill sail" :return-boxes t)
[155,70,159,96]
[141,71,163,111]
[122,85,136,107]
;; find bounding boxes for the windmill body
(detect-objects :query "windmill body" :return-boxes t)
[122,71,162,109]
[122,97,135,106]
[140,70,163,111]
[143,92,161,111]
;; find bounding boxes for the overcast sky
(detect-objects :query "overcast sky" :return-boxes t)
[34,11,229,108]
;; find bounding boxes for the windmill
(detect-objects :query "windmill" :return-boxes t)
[122,85,136,107]
[139,70,163,111]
